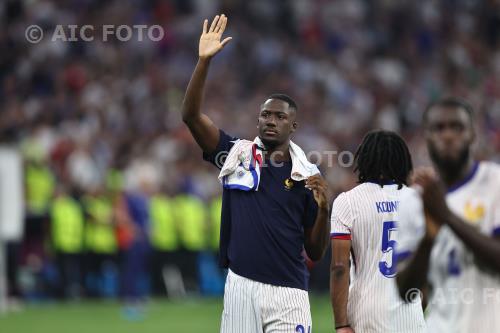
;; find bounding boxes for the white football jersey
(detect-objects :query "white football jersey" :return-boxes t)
[331,182,426,333]
[398,161,500,333]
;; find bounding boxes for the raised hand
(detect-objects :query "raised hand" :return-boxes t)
[411,167,449,235]
[199,14,232,59]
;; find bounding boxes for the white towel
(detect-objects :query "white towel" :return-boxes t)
[218,137,320,191]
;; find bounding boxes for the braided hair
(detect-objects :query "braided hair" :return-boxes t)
[354,130,413,189]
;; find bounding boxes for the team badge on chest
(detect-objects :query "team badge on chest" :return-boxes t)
[464,201,485,225]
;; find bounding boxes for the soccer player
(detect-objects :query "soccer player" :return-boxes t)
[396,98,500,332]
[330,130,426,333]
[181,15,330,332]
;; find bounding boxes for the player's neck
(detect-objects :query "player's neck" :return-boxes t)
[264,142,291,162]
[437,158,476,189]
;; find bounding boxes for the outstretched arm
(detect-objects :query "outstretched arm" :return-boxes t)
[181,15,232,153]
[445,215,500,271]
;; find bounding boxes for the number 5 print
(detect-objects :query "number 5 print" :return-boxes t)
[379,221,398,278]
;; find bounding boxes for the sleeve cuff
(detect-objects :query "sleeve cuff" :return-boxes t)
[330,232,351,240]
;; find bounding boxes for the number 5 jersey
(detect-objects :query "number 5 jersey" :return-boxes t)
[331,182,426,333]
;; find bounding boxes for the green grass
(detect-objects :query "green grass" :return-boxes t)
[0,295,334,332]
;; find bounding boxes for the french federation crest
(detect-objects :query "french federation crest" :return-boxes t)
[464,201,485,225]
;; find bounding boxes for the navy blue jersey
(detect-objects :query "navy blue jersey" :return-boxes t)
[203,130,318,290]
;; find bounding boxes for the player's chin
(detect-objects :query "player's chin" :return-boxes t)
[260,134,282,147]
[437,153,465,168]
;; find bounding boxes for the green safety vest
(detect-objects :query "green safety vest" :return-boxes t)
[149,195,178,251]
[83,196,117,254]
[26,164,55,214]
[175,195,207,251]
[51,196,84,253]
[106,169,124,193]
[209,197,222,251]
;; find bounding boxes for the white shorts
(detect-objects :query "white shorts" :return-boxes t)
[220,269,312,333]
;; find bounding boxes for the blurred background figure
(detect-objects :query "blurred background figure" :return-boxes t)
[148,184,179,296]
[50,185,84,299]
[82,185,118,298]
[119,161,156,319]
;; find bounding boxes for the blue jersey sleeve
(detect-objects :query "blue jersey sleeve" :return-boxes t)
[202,129,239,169]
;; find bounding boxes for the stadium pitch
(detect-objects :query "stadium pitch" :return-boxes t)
[0,295,334,332]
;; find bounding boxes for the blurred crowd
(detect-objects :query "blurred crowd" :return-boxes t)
[1,0,500,300]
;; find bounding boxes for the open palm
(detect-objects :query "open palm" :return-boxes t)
[199,14,232,58]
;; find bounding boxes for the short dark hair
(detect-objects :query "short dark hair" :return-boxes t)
[423,97,474,125]
[354,130,413,189]
[267,93,298,111]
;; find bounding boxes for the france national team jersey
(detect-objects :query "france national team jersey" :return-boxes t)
[331,183,426,333]
[203,130,318,291]
[397,161,500,333]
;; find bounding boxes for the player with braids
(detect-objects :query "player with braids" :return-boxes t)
[354,130,413,190]
[330,130,425,333]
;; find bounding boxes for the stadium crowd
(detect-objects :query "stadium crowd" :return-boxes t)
[1,0,499,300]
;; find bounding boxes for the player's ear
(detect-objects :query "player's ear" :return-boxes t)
[291,121,298,133]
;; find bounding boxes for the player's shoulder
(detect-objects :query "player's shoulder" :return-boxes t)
[477,161,500,189]
[339,182,412,200]
[479,161,500,179]
[397,186,425,230]
[397,185,423,211]
[332,190,349,207]
[219,129,241,145]
[331,184,363,208]
[397,184,421,200]
[332,183,383,212]
[340,182,375,198]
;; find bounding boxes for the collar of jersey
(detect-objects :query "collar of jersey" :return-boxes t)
[446,161,479,194]
[366,180,397,186]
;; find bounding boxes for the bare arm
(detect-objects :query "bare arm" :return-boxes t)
[181,15,232,154]
[441,213,500,271]
[330,239,354,333]
[304,206,329,261]
[304,175,330,261]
